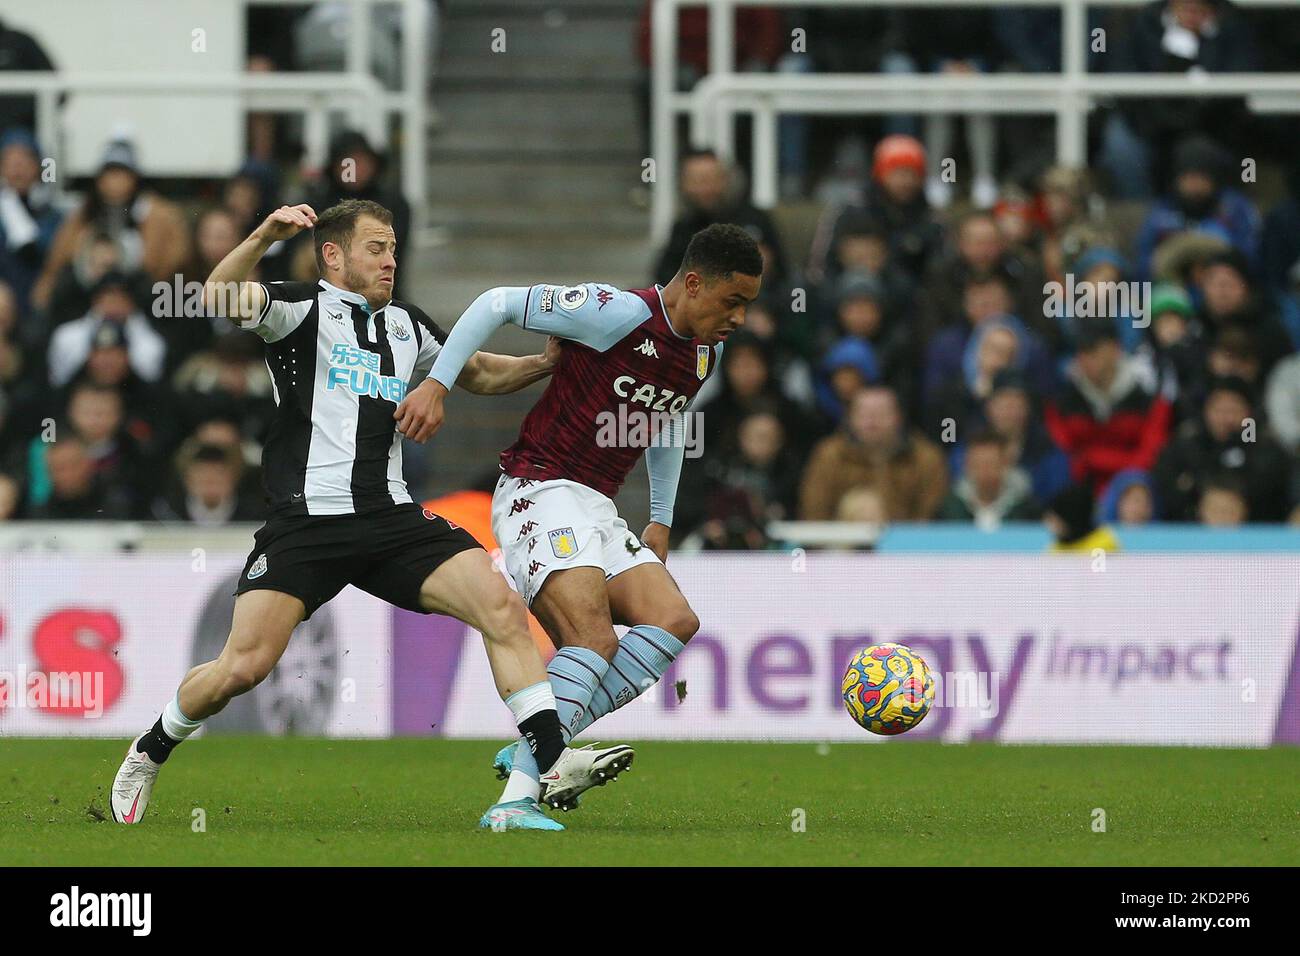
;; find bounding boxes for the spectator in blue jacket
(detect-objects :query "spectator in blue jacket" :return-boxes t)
[1098,467,1160,525]
[1134,135,1261,281]
[815,336,880,426]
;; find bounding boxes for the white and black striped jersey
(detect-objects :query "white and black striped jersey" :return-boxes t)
[238,278,446,516]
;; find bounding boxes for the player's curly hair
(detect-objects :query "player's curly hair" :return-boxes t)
[681,223,764,280]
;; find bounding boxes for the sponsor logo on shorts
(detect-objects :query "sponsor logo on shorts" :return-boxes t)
[624,535,643,555]
[247,554,268,580]
[528,538,538,552]
[527,560,545,577]
[509,498,534,515]
[549,527,578,558]
[516,478,536,488]
[516,520,538,540]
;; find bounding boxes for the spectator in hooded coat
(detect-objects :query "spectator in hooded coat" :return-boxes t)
[814,336,880,427]
[1134,135,1261,280]
[922,273,1056,414]
[823,271,916,410]
[1097,467,1160,525]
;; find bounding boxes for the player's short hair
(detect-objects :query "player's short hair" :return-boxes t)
[680,223,763,281]
[313,199,394,273]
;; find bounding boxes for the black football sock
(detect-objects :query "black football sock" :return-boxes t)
[518,709,566,775]
[135,717,181,764]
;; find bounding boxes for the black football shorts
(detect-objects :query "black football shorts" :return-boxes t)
[234,502,482,619]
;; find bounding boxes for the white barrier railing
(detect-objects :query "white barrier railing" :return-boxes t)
[651,0,1300,241]
[249,0,429,220]
[0,0,427,223]
[0,72,388,186]
[691,71,1300,210]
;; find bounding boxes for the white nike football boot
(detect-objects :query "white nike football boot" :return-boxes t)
[110,736,162,824]
[539,743,635,812]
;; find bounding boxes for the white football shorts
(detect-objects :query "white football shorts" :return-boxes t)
[491,474,661,605]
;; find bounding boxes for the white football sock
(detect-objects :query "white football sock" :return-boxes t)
[500,768,541,803]
[161,694,204,741]
[503,681,556,724]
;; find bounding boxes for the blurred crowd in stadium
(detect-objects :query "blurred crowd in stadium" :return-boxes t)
[0,0,1296,549]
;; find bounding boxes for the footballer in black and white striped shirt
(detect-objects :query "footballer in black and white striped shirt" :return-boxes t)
[110,199,632,832]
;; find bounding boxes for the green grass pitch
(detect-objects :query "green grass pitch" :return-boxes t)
[1,738,1295,866]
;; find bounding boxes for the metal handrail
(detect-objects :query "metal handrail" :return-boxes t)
[651,0,1300,240]
[688,71,1300,208]
[0,0,427,225]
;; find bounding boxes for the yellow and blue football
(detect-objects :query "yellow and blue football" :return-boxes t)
[842,643,935,735]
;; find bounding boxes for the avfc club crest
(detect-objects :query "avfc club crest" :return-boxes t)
[696,344,711,380]
[549,527,578,558]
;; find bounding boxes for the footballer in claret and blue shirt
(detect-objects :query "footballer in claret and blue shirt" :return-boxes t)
[416,223,764,826]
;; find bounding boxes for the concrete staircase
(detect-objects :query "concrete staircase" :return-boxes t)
[410,0,657,521]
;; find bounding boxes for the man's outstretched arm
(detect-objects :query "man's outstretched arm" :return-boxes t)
[396,282,650,443]
[394,286,531,442]
[203,204,317,323]
[455,337,561,395]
